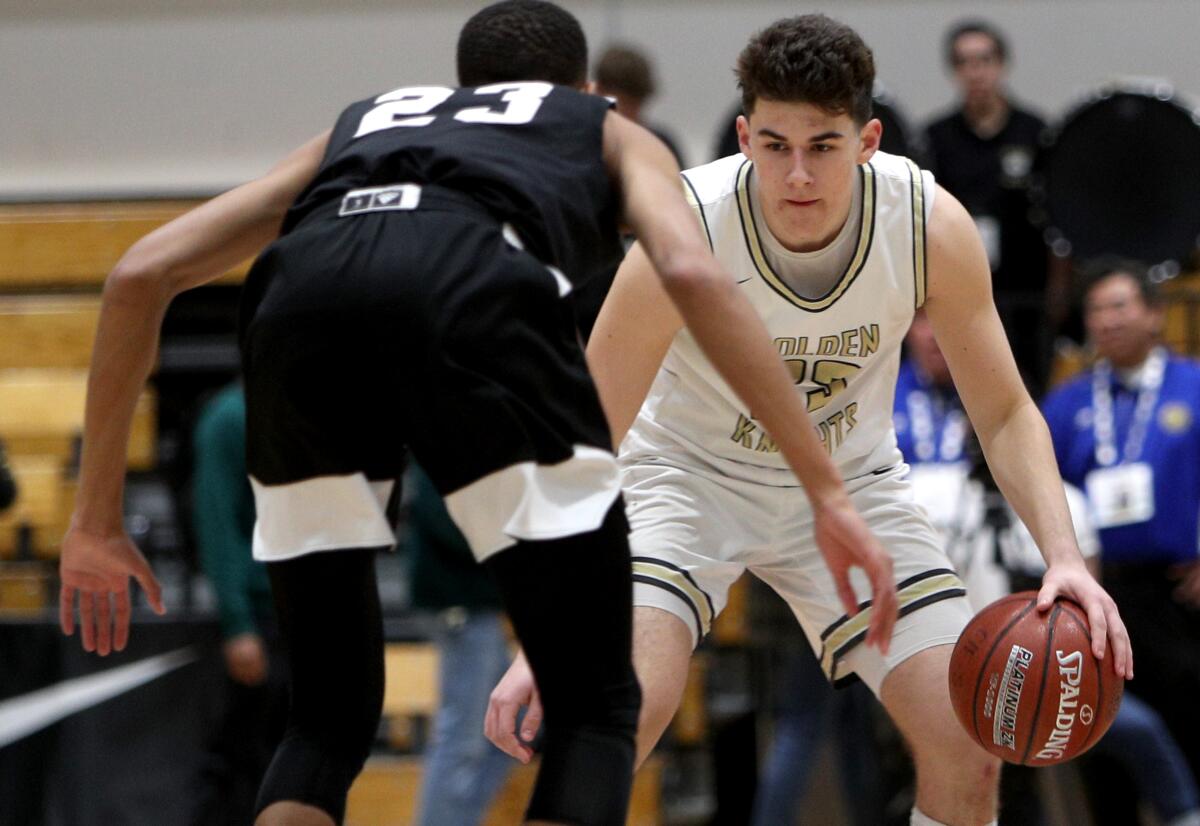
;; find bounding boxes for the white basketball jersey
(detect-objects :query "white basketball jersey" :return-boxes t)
[623,151,935,486]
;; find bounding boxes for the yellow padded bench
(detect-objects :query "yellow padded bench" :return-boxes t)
[0,294,101,370]
[0,454,68,559]
[0,368,156,469]
[0,201,248,288]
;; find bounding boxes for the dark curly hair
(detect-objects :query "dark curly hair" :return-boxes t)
[1080,256,1162,307]
[944,20,1008,69]
[736,15,875,124]
[457,0,588,88]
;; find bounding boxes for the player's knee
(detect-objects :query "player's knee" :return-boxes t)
[258,650,385,819]
[916,735,1000,793]
[550,663,641,738]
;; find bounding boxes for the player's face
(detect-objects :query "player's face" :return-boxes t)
[738,99,881,252]
[951,32,1005,105]
[1084,273,1163,368]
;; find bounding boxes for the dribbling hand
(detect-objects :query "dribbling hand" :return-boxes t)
[1038,559,1134,679]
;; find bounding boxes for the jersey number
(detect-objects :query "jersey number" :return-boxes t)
[785,359,861,413]
[354,82,553,138]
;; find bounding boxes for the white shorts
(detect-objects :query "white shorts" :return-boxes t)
[623,460,973,695]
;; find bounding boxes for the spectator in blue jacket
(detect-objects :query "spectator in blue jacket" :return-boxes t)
[1042,259,1200,790]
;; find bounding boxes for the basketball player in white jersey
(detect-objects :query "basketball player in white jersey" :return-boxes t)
[487,15,1133,826]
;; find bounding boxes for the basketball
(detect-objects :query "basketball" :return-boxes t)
[948,592,1123,766]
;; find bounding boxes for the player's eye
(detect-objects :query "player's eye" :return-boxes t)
[811,143,833,153]
[765,141,787,152]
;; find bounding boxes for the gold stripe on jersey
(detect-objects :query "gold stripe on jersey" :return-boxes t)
[906,158,928,308]
[632,558,715,635]
[818,569,966,682]
[681,173,714,251]
[735,159,877,313]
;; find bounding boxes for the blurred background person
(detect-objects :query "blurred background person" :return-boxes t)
[1041,260,1200,812]
[923,20,1053,393]
[189,381,287,826]
[594,43,686,168]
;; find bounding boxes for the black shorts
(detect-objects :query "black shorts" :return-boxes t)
[239,185,620,563]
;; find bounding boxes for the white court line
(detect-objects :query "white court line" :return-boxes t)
[0,646,197,748]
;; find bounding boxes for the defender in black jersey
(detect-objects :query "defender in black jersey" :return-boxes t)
[59,3,900,825]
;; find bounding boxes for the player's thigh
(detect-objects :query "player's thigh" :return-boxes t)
[632,607,693,729]
[624,462,769,647]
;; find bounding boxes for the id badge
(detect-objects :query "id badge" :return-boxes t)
[1085,463,1154,528]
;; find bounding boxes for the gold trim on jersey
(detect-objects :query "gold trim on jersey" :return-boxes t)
[681,173,714,251]
[735,159,877,313]
[818,568,966,683]
[906,158,928,308]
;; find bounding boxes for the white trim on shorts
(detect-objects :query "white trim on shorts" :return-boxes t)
[443,444,622,561]
[251,474,396,561]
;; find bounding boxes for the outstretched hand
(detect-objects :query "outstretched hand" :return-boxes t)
[484,651,543,764]
[1038,560,1133,679]
[812,494,897,653]
[60,525,164,655]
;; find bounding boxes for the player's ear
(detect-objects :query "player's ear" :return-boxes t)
[857,118,882,163]
[736,115,752,159]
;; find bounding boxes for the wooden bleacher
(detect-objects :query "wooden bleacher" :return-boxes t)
[0,201,246,288]
[0,201,233,562]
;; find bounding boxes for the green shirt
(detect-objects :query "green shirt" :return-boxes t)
[191,384,272,639]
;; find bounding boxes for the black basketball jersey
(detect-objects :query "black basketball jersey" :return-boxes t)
[283,82,623,291]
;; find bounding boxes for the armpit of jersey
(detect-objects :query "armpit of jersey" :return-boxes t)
[443,444,622,561]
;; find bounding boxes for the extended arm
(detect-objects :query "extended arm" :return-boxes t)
[923,184,1132,676]
[61,132,330,655]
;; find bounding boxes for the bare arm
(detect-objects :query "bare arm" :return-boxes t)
[62,131,330,655]
[923,184,1131,676]
[586,241,682,445]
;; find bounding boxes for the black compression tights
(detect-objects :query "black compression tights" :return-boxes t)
[254,501,639,826]
[256,548,384,823]
[485,501,641,825]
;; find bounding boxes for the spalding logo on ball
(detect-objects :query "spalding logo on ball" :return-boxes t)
[948,592,1123,765]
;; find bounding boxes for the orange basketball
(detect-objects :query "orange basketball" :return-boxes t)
[948,592,1123,766]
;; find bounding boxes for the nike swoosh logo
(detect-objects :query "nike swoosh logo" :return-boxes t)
[736,276,753,284]
[0,646,197,748]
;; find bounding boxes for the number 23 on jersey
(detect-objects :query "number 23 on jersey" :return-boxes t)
[354,82,553,137]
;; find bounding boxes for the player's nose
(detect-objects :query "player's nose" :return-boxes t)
[785,154,814,187]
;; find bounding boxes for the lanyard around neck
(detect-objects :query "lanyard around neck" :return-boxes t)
[1091,347,1167,467]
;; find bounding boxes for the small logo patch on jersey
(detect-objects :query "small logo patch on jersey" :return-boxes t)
[339,184,422,216]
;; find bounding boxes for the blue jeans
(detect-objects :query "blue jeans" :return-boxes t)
[1091,690,1200,822]
[414,610,514,826]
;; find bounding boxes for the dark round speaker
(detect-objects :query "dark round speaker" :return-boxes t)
[1039,83,1200,270]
